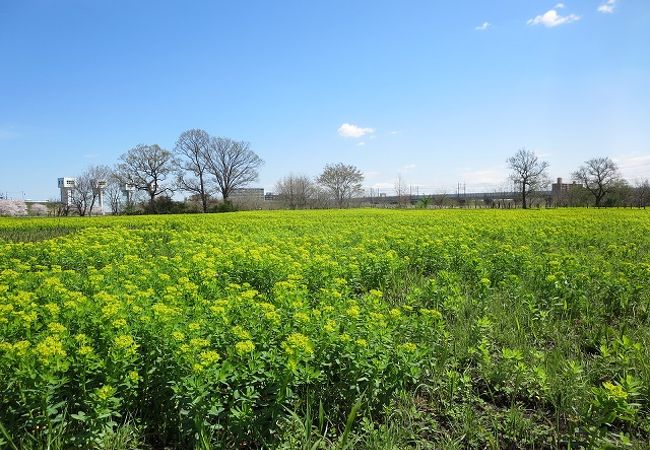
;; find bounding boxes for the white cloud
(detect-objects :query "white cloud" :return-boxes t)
[337,123,375,138]
[475,21,491,31]
[527,7,580,27]
[597,0,616,13]
[613,154,650,179]
[356,142,366,147]
[389,131,400,135]
[402,163,417,171]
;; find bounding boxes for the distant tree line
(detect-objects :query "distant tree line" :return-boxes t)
[2,139,648,216]
[35,129,369,216]
[506,148,648,209]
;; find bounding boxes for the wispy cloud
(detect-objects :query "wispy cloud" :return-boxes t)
[475,21,491,31]
[337,123,375,138]
[460,167,507,185]
[597,0,617,14]
[356,142,366,147]
[402,163,416,171]
[527,5,580,27]
[613,154,650,179]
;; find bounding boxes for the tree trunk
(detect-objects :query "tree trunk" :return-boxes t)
[199,177,207,213]
[149,192,156,213]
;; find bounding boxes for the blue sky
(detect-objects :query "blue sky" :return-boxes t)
[1,0,649,200]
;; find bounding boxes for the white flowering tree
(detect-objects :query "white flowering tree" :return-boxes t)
[0,200,28,216]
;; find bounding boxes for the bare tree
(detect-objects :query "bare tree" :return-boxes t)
[174,129,212,212]
[30,203,49,216]
[394,174,409,207]
[572,157,621,207]
[47,199,69,217]
[70,165,111,216]
[104,173,125,215]
[275,174,317,209]
[634,179,650,208]
[317,163,364,208]
[436,191,450,208]
[116,144,175,213]
[507,148,550,209]
[203,137,264,203]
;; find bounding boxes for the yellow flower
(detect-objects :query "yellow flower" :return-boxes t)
[346,305,360,318]
[199,350,220,366]
[113,334,138,355]
[35,336,66,361]
[13,340,31,356]
[47,322,66,334]
[355,338,368,347]
[399,342,417,353]
[78,345,93,356]
[420,308,443,321]
[210,305,226,316]
[283,333,313,356]
[190,338,210,349]
[258,302,276,312]
[235,340,255,355]
[96,385,115,401]
[74,333,89,343]
[172,331,185,342]
[231,325,252,340]
[112,318,127,328]
[43,303,60,316]
[324,320,337,333]
[264,311,281,325]
[603,381,628,400]
[294,312,310,323]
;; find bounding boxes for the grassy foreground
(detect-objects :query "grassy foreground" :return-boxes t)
[1,209,649,449]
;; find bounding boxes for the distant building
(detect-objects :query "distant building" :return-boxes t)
[552,177,580,206]
[229,188,265,200]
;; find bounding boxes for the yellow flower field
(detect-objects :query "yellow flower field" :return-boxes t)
[0,209,649,448]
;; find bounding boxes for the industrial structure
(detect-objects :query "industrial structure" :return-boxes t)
[121,183,136,204]
[58,177,108,214]
[57,177,76,206]
[91,179,107,214]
